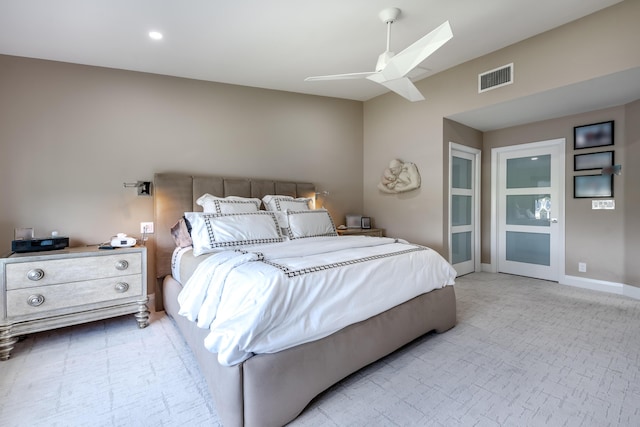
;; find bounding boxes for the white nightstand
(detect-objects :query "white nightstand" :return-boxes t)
[0,245,149,360]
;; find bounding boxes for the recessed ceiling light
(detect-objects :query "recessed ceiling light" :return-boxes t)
[149,31,163,40]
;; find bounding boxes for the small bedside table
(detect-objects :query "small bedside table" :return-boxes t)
[337,228,385,237]
[0,245,149,360]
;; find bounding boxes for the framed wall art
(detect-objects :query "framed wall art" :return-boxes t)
[574,121,614,149]
[574,150,614,171]
[574,174,613,198]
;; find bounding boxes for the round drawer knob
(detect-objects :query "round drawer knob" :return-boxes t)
[115,260,129,271]
[27,268,45,281]
[115,282,129,293]
[27,294,45,307]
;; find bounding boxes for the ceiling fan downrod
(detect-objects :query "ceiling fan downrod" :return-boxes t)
[379,7,400,52]
[376,7,400,71]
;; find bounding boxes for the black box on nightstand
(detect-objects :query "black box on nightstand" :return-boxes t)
[11,237,69,253]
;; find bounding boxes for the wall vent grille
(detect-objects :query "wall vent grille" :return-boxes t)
[478,63,513,93]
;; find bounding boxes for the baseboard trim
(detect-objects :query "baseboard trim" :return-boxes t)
[623,284,640,300]
[473,267,640,300]
[481,263,495,273]
[562,275,640,300]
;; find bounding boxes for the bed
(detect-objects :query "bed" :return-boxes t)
[153,173,457,427]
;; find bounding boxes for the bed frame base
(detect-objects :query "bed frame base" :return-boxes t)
[163,275,456,427]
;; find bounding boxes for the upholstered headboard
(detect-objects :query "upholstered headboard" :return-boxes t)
[153,173,315,307]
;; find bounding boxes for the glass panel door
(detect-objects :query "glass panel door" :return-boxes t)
[450,149,476,276]
[497,142,564,281]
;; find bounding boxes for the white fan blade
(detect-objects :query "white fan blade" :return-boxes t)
[380,20,453,82]
[305,71,376,81]
[367,74,425,102]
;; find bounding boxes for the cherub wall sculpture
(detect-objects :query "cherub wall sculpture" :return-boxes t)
[378,159,421,193]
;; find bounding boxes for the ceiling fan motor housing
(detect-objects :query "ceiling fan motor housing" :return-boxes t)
[376,51,395,72]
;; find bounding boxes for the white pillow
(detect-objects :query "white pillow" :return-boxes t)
[184,211,284,256]
[271,211,290,235]
[285,209,338,239]
[196,193,261,214]
[262,195,314,212]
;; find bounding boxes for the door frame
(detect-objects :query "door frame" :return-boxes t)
[448,142,481,274]
[490,138,566,280]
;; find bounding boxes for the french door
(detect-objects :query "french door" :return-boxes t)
[493,139,565,281]
[450,144,480,276]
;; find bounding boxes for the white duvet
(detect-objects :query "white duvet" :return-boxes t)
[178,236,457,366]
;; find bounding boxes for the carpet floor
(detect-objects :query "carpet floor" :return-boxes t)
[1,272,639,426]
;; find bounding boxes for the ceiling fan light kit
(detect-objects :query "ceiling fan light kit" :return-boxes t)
[305,7,453,102]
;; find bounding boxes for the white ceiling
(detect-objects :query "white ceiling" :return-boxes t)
[0,0,635,130]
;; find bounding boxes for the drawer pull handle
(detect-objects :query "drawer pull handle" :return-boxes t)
[115,260,129,271]
[27,294,45,307]
[27,268,45,281]
[115,282,129,293]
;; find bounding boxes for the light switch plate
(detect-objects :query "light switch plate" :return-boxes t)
[592,200,615,210]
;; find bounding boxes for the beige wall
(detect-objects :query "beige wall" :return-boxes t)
[0,55,364,289]
[363,1,640,284]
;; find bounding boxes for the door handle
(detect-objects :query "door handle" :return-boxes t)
[549,218,558,223]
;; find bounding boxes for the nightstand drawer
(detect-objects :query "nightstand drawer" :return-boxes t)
[337,228,384,237]
[5,253,142,290]
[6,274,143,318]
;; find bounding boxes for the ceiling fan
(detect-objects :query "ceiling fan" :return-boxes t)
[305,8,453,102]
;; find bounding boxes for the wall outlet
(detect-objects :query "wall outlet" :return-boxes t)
[578,262,587,273]
[140,222,154,234]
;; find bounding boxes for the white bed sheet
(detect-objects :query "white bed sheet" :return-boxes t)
[178,236,457,366]
[171,246,192,284]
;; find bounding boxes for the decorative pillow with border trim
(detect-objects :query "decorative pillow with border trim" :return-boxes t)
[285,209,338,239]
[185,211,284,256]
[196,193,262,214]
[262,195,314,212]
